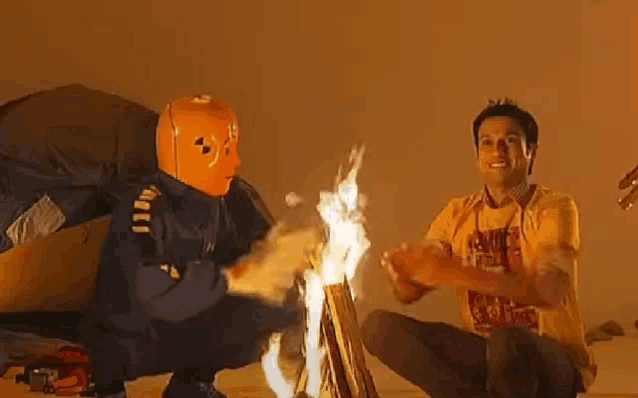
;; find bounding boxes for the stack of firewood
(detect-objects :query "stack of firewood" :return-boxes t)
[293,279,379,398]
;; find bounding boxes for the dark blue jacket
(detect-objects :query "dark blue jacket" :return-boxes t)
[91,171,274,336]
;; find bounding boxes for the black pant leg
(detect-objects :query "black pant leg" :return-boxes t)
[361,310,490,398]
[153,295,300,378]
[85,330,137,394]
[487,327,580,398]
[87,292,301,390]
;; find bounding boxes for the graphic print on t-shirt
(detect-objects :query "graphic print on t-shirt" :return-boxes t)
[466,226,539,334]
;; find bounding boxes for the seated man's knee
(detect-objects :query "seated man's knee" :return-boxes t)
[487,327,539,398]
[360,309,397,356]
[487,355,539,398]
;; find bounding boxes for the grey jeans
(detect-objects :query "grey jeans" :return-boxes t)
[361,310,582,398]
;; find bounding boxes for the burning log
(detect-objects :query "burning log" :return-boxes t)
[293,280,379,398]
[324,281,378,398]
[320,306,350,398]
[264,146,378,398]
[292,253,378,398]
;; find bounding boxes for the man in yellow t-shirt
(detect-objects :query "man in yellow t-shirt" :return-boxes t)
[361,99,596,398]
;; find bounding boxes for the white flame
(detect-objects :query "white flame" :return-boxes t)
[262,145,370,398]
[317,146,370,294]
[261,333,294,398]
[303,270,326,397]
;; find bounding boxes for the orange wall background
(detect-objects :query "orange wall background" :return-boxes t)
[1,0,637,330]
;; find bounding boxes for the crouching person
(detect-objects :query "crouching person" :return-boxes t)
[86,95,319,398]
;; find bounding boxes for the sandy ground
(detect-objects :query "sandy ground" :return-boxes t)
[2,338,638,397]
[0,351,427,398]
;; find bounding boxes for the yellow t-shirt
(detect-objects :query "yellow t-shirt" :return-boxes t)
[424,184,596,391]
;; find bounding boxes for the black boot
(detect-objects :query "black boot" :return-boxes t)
[93,385,127,398]
[162,369,226,398]
[94,392,127,398]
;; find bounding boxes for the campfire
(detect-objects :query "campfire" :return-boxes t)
[261,146,379,398]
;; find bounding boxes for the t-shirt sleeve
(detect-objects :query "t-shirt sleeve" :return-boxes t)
[423,199,458,258]
[534,195,580,280]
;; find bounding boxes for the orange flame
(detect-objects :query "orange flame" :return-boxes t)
[263,145,369,398]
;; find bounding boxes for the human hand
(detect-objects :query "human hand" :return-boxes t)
[224,223,323,305]
[384,242,441,282]
[380,242,438,304]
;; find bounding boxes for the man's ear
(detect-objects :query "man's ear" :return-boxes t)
[527,143,537,175]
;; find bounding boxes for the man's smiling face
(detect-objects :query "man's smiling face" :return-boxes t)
[476,116,535,188]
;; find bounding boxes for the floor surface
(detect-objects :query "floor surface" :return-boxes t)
[2,337,638,397]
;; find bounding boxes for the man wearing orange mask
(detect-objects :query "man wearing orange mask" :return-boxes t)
[86,95,317,398]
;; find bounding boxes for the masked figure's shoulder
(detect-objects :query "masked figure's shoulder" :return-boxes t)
[127,184,164,235]
[225,177,274,224]
[103,182,169,259]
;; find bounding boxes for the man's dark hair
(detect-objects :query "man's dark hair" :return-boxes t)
[472,98,538,151]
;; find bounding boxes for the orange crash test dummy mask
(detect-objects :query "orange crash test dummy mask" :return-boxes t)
[156,95,241,196]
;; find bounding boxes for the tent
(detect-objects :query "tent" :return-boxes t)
[0,84,159,318]
[0,84,159,250]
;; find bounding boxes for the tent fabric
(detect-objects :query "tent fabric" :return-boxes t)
[0,84,159,185]
[0,84,160,253]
